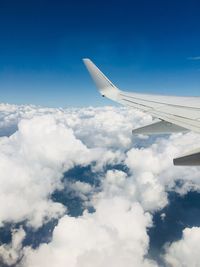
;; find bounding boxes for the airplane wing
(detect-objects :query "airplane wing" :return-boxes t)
[83,58,200,165]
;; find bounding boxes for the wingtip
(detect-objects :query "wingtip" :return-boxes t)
[82,58,90,63]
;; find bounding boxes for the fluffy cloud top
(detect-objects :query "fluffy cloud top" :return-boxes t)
[22,198,157,267]
[164,227,200,267]
[0,115,92,227]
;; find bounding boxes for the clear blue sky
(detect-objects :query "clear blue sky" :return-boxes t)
[0,0,200,107]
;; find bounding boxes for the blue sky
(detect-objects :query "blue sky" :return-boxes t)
[0,0,200,107]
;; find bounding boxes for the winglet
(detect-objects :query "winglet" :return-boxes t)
[83,58,120,101]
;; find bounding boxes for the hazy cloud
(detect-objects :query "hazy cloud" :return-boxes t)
[0,227,25,265]
[187,56,200,60]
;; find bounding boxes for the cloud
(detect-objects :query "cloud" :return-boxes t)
[125,132,200,211]
[0,227,25,265]
[164,227,200,266]
[188,56,200,60]
[0,104,153,150]
[0,103,200,266]
[0,115,95,228]
[0,104,151,230]
[22,198,157,267]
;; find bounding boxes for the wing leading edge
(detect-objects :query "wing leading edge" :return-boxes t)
[83,58,200,165]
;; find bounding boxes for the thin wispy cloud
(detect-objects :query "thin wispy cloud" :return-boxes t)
[188,56,200,60]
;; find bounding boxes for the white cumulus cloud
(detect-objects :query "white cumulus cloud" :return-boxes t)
[22,198,157,267]
[164,227,200,267]
[0,115,94,228]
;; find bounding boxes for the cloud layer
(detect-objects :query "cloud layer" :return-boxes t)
[0,103,200,266]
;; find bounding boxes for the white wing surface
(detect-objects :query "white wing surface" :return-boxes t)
[83,58,200,165]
